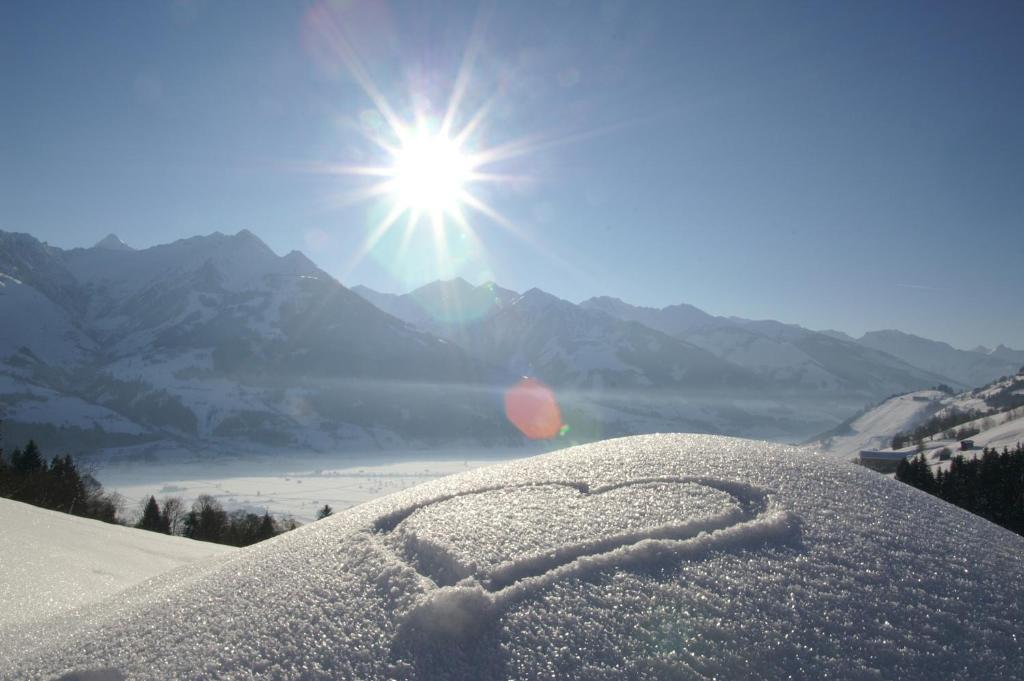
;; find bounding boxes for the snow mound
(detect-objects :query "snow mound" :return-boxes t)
[0,498,235,633]
[5,434,1024,680]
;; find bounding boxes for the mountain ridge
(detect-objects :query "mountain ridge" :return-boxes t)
[2,228,1018,457]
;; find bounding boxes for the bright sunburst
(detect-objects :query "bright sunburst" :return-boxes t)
[300,3,572,285]
[390,129,472,214]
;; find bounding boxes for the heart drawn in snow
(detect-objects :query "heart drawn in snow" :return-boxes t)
[374,476,797,597]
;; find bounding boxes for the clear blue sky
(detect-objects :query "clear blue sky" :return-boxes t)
[3,1,1022,349]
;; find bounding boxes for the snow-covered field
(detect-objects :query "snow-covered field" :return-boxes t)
[99,448,530,522]
[5,433,1024,680]
[0,497,233,632]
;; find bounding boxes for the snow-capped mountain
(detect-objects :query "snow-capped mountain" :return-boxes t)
[440,286,759,391]
[0,230,516,455]
[580,296,716,336]
[355,283,952,399]
[2,228,1016,456]
[352,278,518,338]
[352,283,833,442]
[583,297,956,397]
[989,344,1024,366]
[858,329,1023,388]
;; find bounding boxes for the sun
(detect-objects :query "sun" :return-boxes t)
[390,130,472,214]
[299,6,561,281]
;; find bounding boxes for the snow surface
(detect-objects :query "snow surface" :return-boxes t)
[0,497,234,633]
[976,414,1024,450]
[4,433,1024,680]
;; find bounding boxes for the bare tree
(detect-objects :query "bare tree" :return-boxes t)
[160,496,186,535]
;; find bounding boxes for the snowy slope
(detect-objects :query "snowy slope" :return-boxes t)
[810,374,1024,460]
[0,273,96,365]
[5,434,1024,680]
[973,415,1024,450]
[0,497,234,632]
[811,390,945,460]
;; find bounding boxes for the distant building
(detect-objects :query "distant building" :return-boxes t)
[960,439,975,451]
[859,449,909,473]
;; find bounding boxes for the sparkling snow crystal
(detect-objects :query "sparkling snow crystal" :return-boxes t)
[3,433,1024,680]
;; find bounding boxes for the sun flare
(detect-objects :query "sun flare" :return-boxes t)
[390,131,472,214]
[299,5,567,284]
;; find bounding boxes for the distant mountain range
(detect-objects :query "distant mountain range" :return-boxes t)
[1,229,1019,457]
[357,279,1017,398]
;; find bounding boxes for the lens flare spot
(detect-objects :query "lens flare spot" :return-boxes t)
[504,378,563,440]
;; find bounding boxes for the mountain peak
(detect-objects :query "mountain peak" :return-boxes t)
[582,295,630,309]
[93,234,134,251]
[409,277,475,299]
[282,250,320,275]
[517,287,563,307]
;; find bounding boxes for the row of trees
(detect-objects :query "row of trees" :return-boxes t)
[136,494,299,546]
[0,440,122,522]
[1,439,311,547]
[896,442,1024,536]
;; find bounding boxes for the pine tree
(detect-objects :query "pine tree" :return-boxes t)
[895,457,912,484]
[183,494,227,542]
[137,496,167,533]
[12,440,44,474]
[0,446,9,497]
[256,512,276,542]
[49,455,86,514]
[316,504,333,520]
